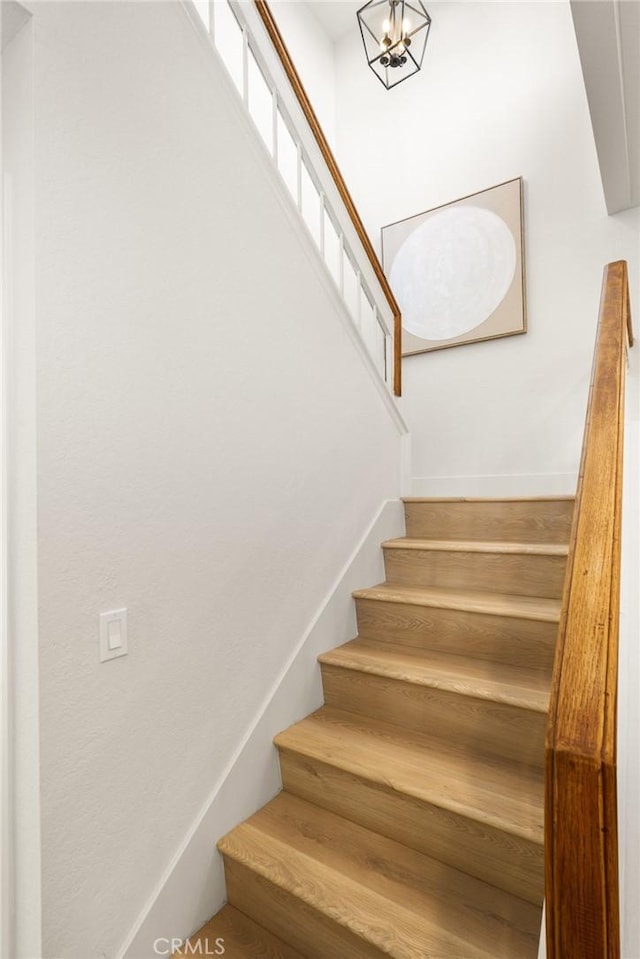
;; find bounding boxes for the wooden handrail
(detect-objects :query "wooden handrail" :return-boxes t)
[253,0,402,397]
[545,260,633,959]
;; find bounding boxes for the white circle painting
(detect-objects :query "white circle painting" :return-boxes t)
[389,206,517,341]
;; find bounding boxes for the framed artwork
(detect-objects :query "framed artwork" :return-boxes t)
[382,177,526,356]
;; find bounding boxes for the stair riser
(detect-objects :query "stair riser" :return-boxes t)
[320,664,547,767]
[177,907,306,959]
[383,547,566,598]
[355,597,557,670]
[404,499,574,543]
[224,857,390,959]
[279,750,544,904]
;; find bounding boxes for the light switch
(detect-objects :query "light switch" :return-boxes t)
[107,619,122,650]
[99,608,128,662]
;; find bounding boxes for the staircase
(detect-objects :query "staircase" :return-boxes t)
[179,497,573,959]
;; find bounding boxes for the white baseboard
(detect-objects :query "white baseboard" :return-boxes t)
[410,472,577,498]
[117,498,405,959]
[538,905,546,959]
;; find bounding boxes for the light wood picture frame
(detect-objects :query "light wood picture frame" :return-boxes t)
[382,177,527,356]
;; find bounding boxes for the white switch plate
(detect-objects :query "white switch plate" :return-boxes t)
[99,608,128,663]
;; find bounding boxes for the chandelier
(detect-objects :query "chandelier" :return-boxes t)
[357,0,432,90]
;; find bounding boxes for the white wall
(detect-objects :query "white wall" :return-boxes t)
[332,0,640,495]
[269,0,337,146]
[30,3,404,956]
[619,341,640,959]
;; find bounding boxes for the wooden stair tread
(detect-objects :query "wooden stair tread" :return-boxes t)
[175,905,305,958]
[353,582,561,622]
[382,537,568,555]
[319,638,550,713]
[275,707,544,843]
[218,793,541,959]
[402,496,575,503]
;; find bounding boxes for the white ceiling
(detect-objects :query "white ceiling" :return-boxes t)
[305,0,362,43]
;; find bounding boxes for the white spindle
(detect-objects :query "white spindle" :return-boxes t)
[357,276,366,330]
[382,312,393,383]
[296,144,303,212]
[319,193,326,259]
[242,26,249,105]
[272,90,279,164]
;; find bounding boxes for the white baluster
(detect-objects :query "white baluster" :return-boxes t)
[272,90,279,163]
[319,193,326,259]
[296,144,303,213]
[242,26,249,106]
[383,313,393,383]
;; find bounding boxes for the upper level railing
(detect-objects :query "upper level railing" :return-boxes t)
[189,0,402,396]
[545,260,633,959]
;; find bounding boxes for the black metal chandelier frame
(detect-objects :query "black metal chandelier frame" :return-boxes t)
[357,0,432,90]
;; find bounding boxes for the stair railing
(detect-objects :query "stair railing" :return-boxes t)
[545,260,633,959]
[189,0,402,396]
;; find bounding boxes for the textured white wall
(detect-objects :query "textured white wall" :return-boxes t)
[31,3,403,956]
[332,0,640,494]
